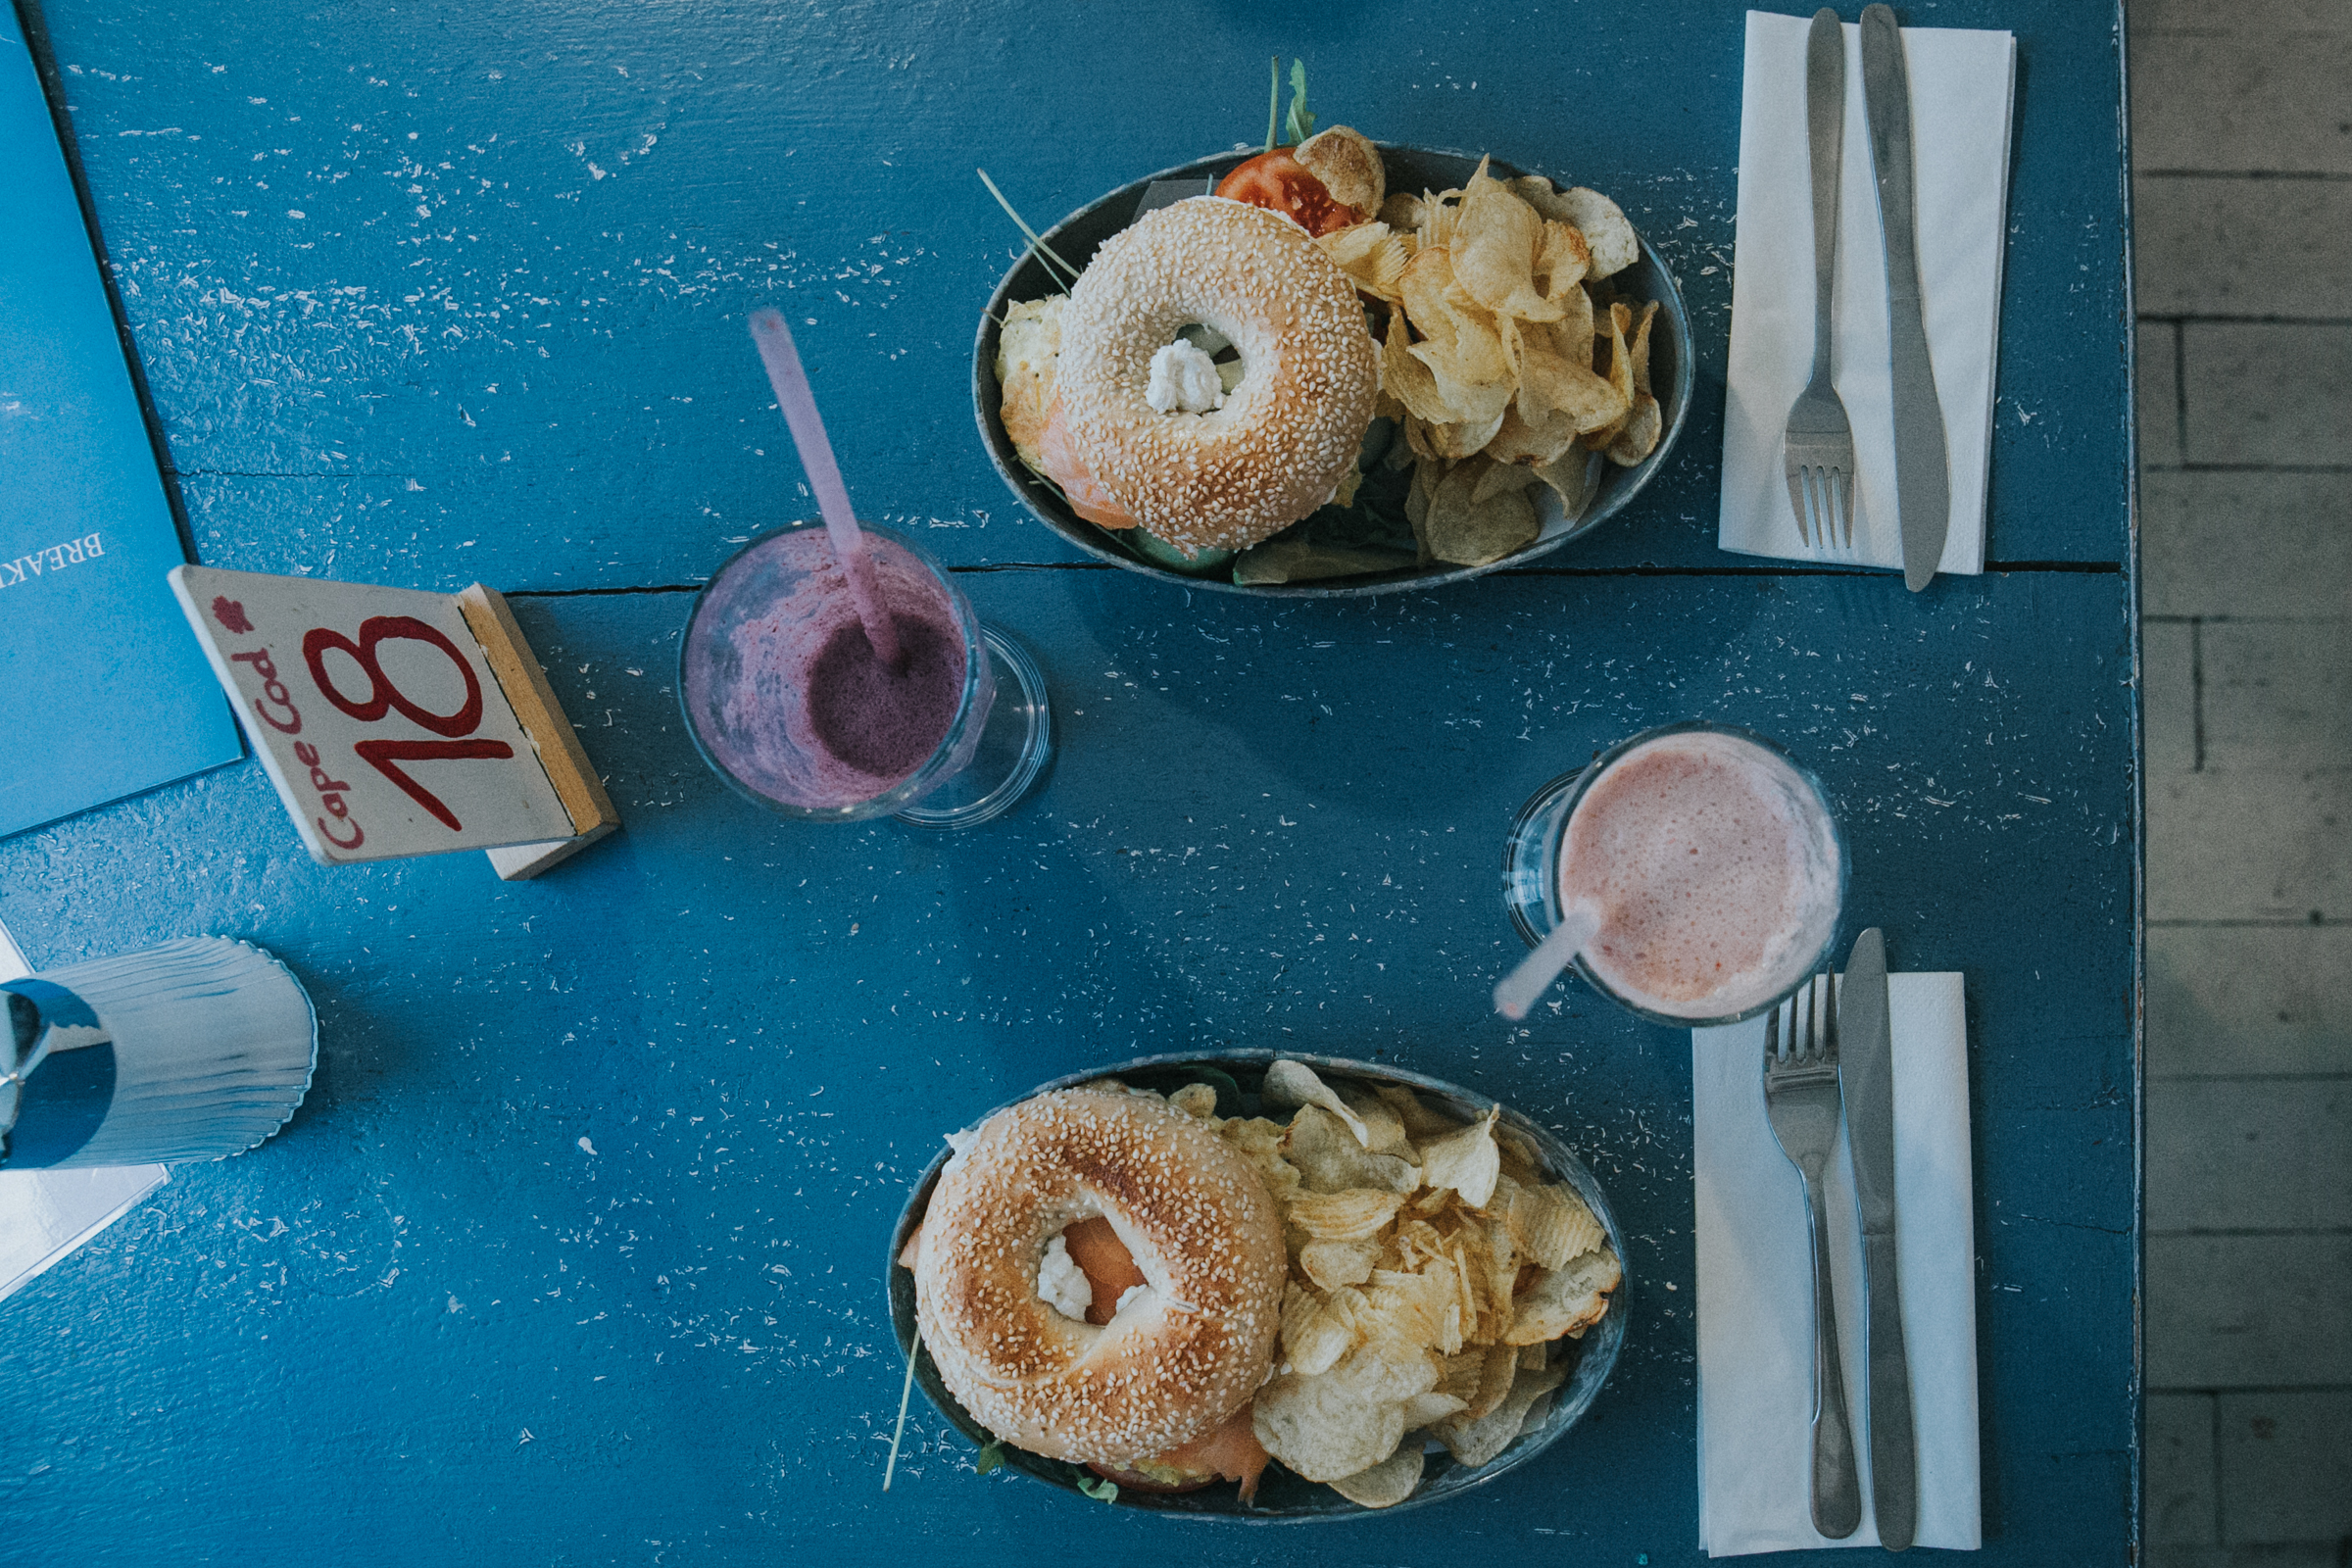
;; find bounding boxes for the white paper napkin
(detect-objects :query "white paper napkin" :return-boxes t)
[1693,972,1980,1555]
[1718,13,2016,574]
[0,918,169,1303]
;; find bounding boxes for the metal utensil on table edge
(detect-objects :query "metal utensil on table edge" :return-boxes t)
[1781,7,1858,552]
[1859,4,1950,593]
[1763,974,1863,1540]
[1839,926,1917,1549]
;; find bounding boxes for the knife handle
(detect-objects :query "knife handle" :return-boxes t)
[1860,4,1920,300]
[1863,1230,1919,1550]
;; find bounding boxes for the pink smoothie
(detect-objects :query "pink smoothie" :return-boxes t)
[682,528,971,809]
[1556,730,1839,1019]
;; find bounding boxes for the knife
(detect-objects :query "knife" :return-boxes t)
[1840,926,1916,1549]
[1859,5,1949,594]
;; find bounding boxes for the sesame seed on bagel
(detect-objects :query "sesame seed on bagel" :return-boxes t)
[1057,198,1380,554]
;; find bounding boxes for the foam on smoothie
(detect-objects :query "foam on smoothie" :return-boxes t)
[683,528,966,808]
[1557,730,1839,1019]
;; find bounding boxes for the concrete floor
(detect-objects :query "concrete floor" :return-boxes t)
[2131,0,2352,1562]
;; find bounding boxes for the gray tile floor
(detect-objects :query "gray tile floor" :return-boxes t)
[2132,1,2352,1563]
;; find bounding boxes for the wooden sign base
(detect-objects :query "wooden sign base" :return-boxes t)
[455,585,620,881]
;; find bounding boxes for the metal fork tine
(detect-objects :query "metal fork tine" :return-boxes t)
[1766,997,1781,1061]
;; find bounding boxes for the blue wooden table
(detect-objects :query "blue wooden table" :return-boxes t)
[0,1,2138,1562]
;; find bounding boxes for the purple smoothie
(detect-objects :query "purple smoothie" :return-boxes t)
[682,528,974,810]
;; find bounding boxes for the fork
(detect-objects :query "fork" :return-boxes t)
[1763,972,1863,1540]
[1781,8,1857,551]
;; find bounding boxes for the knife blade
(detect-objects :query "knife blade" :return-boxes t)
[1840,926,1916,1549]
[1859,4,1949,594]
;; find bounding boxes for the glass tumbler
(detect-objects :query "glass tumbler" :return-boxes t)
[1501,719,1847,1026]
[680,525,1051,829]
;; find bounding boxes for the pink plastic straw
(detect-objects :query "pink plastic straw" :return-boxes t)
[747,308,903,668]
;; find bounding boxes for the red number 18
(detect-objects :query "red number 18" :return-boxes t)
[302,616,514,832]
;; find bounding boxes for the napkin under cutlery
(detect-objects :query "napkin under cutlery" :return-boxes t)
[1693,972,1980,1555]
[1718,12,2016,575]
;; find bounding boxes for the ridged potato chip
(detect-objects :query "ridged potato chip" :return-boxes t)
[1290,1187,1408,1243]
[1519,1180,1606,1270]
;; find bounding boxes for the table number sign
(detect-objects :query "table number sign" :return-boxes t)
[169,566,618,879]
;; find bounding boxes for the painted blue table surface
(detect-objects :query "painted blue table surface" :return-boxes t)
[0,1,2137,1564]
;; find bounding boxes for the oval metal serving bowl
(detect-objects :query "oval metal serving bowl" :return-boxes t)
[885,1050,1629,1522]
[971,147,1693,599]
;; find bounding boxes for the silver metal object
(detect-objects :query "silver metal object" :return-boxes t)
[1860,3,1950,593]
[1763,973,1863,1540]
[1780,8,1856,552]
[1839,927,1917,1549]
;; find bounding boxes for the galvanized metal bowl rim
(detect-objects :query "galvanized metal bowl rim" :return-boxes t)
[969,145,1695,599]
[884,1047,1630,1524]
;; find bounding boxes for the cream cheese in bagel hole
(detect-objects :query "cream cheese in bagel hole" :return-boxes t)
[1057,198,1380,554]
[906,1088,1287,1469]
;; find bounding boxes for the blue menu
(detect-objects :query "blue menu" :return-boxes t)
[0,7,240,838]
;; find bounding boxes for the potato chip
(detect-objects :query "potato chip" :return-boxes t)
[1168,1082,1219,1120]
[1533,219,1592,307]
[1627,300,1659,395]
[1398,1392,1469,1431]
[1518,1181,1606,1270]
[1254,1340,1441,1482]
[1333,1086,1415,1159]
[1296,125,1387,214]
[1516,314,1624,434]
[1263,1060,1372,1146]
[1450,162,1563,323]
[1378,191,1425,231]
[1300,1237,1384,1292]
[1218,1115,1304,1203]
[1359,1270,1451,1356]
[1327,1443,1425,1508]
[1290,1187,1408,1243]
[1518,1342,1550,1373]
[1254,1367,1407,1483]
[1554,186,1640,277]
[1423,457,1539,567]
[1606,394,1663,466]
[1484,406,1582,468]
[1287,1103,1420,1194]
[1373,1085,1468,1141]
[1465,1340,1520,1421]
[1470,456,1541,508]
[1425,406,1509,461]
[1318,220,1413,303]
[1417,1106,1502,1208]
[1283,1282,1360,1376]
[1503,1246,1623,1345]
[1438,1348,1486,1404]
[1581,302,1638,451]
[1434,1361,1568,1469]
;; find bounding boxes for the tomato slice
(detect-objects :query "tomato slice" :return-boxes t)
[1214,149,1366,237]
